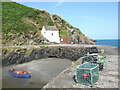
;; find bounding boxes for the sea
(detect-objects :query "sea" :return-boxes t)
[96,39,119,48]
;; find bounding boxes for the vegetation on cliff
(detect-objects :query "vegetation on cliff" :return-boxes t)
[2,2,95,45]
[2,46,90,66]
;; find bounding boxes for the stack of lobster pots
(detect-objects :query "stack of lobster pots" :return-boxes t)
[75,47,106,87]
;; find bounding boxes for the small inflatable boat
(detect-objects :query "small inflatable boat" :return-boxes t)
[8,69,30,79]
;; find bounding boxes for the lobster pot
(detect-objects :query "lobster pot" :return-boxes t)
[81,56,104,71]
[81,56,98,64]
[76,62,99,86]
[97,61,104,71]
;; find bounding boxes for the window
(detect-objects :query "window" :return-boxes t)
[61,38,63,41]
[52,33,53,36]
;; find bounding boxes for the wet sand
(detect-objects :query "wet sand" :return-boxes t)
[2,58,72,88]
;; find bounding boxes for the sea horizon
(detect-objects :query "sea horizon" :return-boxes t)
[95,39,119,40]
[96,39,119,48]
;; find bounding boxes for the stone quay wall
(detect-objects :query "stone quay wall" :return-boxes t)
[2,46,91,66]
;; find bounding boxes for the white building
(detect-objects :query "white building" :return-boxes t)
[41,26,60,43]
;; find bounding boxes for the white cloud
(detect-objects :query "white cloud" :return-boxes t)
[54,0,65,7]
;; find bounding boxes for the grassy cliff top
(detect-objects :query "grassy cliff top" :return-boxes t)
[2,2,95,45]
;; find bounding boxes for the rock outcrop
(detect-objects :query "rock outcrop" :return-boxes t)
[2,46,91,66]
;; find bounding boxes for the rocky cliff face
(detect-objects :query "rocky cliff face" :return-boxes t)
[2,46,91,66]
[2,2,95,45]
[52,14,95,44]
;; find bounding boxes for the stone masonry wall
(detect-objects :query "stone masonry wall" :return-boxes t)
[2,46,91,66]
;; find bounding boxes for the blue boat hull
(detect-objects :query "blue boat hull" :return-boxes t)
[8,70,30,79]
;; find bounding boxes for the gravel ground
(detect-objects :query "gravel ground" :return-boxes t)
[43,45,119,88]
[73,55,118,88]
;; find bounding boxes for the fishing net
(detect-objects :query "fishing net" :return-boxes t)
[75,62,99,86]
[81,56,104,71]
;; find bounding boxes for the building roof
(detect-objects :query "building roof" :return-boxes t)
[44,26,58,31]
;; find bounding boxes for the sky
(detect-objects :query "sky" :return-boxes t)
[13,1,118,40]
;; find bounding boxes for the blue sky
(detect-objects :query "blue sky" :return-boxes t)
[15,2,118,39]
